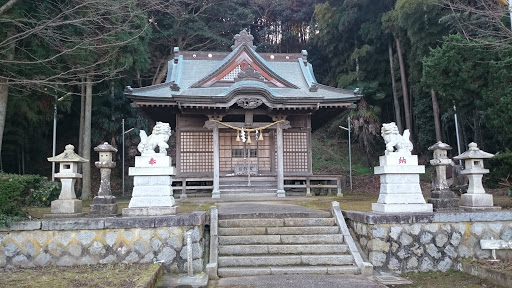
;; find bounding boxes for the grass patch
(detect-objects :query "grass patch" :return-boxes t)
[0,263,161,288]
[295,193,378,212]
[395,270,503,288]
[494,195,512,209]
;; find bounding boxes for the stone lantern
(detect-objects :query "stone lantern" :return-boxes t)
[453,142,499,210]
[89,142,118,217]
[428,142,459,210]
[46,144,88,217]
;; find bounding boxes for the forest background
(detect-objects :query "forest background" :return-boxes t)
[0,0,511,200]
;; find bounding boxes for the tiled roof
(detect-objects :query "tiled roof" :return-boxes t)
[125,34,361,107]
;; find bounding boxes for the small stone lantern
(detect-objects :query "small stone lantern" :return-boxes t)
[428,142,458,210]
[89,142,118,217]
[46,144,88,217]
[453,142,499,210]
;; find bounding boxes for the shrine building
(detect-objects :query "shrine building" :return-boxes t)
[125,30,361,198]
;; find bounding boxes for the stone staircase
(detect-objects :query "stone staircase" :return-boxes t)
[219,176,277,196]
[216,215,359,276]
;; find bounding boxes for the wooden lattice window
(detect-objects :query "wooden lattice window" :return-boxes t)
[180,131,213,173]
[283,132,308,172]
[220,131,271,172]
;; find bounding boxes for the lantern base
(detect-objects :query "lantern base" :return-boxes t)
[122,206,178,217]
[89,196,118,217]
[429,189,459,211]
[50,199,83,214]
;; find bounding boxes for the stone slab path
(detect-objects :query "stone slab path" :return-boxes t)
[217,201,331,219]
[207,274,386,288]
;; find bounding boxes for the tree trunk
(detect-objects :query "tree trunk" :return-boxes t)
[388,41,403,133]
[153,58,170,85]
[81,75,93,200]
[0,78,8,169]
[431,89,442,142]
[395,38,412,134]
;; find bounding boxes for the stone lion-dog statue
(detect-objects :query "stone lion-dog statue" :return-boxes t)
[381,122,413,154]
[137,122,172,155]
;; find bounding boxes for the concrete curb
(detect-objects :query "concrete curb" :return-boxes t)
[332,201,373,276]
[461,261,512,288]
[139,263,163,288]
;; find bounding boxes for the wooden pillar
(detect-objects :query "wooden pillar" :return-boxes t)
[212,124,220,198]
[204,120,220,198]
[276,121,290,197]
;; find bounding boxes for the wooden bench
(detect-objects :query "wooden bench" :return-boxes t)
[172,177,213,198]
[480,238,512,260]
[284,175,345,197]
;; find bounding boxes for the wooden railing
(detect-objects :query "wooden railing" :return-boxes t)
[284,175,345,197]
[172,174,346,197]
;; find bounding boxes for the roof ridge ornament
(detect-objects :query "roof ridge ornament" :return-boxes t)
[231,29,256,50]
[235,66,264,82]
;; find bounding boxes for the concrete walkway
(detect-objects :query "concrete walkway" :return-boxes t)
[207,275,387,288]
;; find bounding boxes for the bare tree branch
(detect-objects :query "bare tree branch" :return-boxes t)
[0,0,20,16]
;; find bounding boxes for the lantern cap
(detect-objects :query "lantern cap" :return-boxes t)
[48,144,88,163]
[453,142,494,160]
[94,142,118,153]
[428,141,452,151]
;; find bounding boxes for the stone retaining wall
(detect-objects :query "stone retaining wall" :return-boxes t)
[0,213,206,272]
[345,211,512,273]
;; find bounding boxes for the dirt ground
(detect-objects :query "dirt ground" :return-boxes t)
[0,263,160,288]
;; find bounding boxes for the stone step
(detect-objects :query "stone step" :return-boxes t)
[220,176,276,182]
[219,234,343,245]
[219,244,349,255]
[219,192,277,198]
[218,218,335,228]
[220,188,277,193]
[218,255,354,267]
[218,265,360,277]
[219,181,277,186]
[218,226,339,236]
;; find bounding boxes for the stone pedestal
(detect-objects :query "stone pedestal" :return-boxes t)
[429,191,459,210]
[459,172,500,211]
[372,153,433,213]
[48,177,86,216]
[123,155,178,217]
[90,196,118,216]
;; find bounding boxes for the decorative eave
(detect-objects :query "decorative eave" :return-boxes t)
[129,87,360,111]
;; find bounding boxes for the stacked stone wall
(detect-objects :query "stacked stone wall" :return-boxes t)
[345,211,512,273]
[0,213,206,272]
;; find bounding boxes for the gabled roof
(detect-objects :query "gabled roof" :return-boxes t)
[190,44,298,89]
[125,30,361,110]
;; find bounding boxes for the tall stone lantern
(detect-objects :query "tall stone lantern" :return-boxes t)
[428,142,459,210]
[46,144,88,217]
[454,142,499,210]
[89,142,118,217]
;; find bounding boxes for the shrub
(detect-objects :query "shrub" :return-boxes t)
[487,151,512,188]
[30,181,61,207]
[0,173,60,226]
